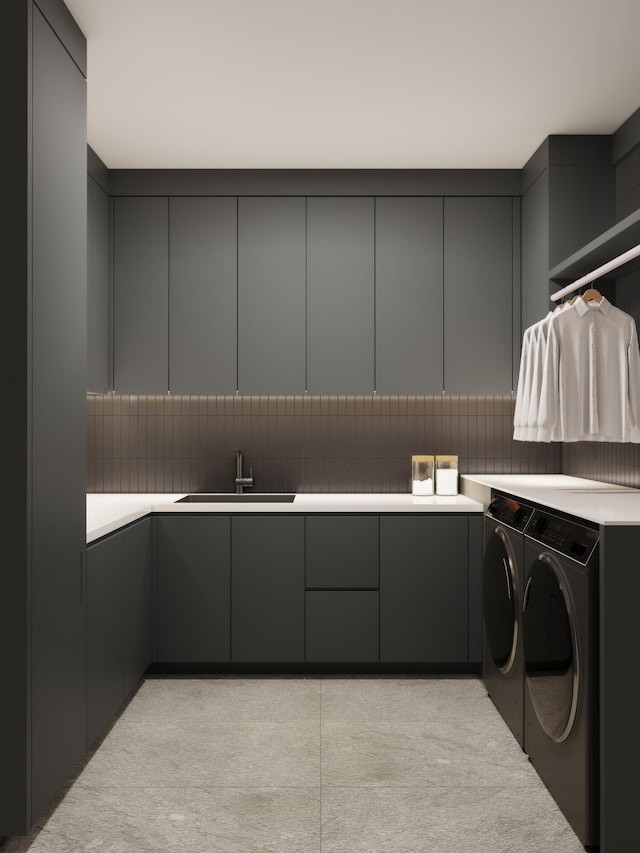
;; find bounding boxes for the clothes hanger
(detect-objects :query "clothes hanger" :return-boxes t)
[582,286,603,303]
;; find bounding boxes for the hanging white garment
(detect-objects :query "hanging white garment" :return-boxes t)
[513,310,554,441]
[537,296,640,442]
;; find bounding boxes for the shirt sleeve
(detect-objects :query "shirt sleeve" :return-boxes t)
[627,317,640,429]
[537,318,560,442]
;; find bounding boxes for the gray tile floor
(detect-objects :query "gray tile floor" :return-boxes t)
[3,677,587,852]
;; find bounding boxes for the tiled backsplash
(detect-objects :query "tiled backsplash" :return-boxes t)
[87,395,560,494]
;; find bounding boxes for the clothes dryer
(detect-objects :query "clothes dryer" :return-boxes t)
[482,494,534,747]
[523,509,599,850]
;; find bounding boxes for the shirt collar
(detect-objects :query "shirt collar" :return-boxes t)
[573,295,611,317]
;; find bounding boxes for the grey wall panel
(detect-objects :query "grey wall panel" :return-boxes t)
[443,197,513,394]
[307,197,375,393]
[33,0,87,76]
[113,197,168,393]
[238,197,306,393]
[231,516,304,662]
[87,175,110,393]
[375,197,444,393]
[169,197,237,393]
[31,6,87,822]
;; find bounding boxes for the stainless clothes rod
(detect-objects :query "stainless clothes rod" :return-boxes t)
[550,242,640,301]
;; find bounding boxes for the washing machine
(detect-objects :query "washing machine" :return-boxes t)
[482,493,534,747]
[523,508,599,851]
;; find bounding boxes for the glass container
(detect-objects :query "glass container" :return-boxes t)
[412,455,434,496]
[436,455,459,495]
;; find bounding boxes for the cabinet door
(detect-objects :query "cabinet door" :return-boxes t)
[30,7,88,824]
[380,516,469,663]
[124,519,152,694]
[87,175,110,394]
[169,197,237,393]
[443,197,513,394]
[306,516,379,588]
[376,197,444,393]
[306,591,379,662]
[238,197,306,393]
[86,534,124,748]
[232,516,304,662]
[113,196,168,393]
[307,197,375,393]
[156,516,230,662]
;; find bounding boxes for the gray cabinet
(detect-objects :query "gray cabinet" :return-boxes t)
[238,197,306,393]
[169,197,237,393]
[306,197,375,393]
[123,519,153,695]
[380,516,469,663]
[231,516,304,662]
[87,174,110,394]
[306,591,379,662]
[86,518,152,749]
[306,516,378,588]
[30,6,88,827]
[156,516,230,662]
[375,197,444,393]
[443,197,515,394]
[86,534,124,748]
[113,196,168,393]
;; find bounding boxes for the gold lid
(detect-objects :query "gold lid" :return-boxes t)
[436,455,458,463]
[412,455,434,462]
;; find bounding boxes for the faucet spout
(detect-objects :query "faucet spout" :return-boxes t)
[233,448,254,494]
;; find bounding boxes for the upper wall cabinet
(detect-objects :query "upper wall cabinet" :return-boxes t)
[307,197,375,394]
[443,197,516,394]
[113,197,168,394]
[238,197,306,393]
[169,197,237,394]
[375,197,444,394]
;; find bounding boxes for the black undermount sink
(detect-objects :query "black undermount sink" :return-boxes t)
[176,493,296,503]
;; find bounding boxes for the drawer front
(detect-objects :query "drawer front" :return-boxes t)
[305,516,379,588]
[306,591,379,662]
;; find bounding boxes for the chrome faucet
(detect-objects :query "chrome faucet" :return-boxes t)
[233,448,254,494]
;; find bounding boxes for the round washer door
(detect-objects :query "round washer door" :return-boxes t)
[483,526,519,674]
[522,553,579,743]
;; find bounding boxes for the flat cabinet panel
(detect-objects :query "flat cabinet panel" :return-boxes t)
[238,197,306,393]
[380,516,469,663]
[443,197,513,394]
[468,516,483,664]
[232,516,304,662]
[30,7,87,823]
[522,172,550,334]
[376,197,444,393]
[305,516,379,588]
[307,197,375,393]
[87,175,110,393]
[124,519,152,694]
[169,197,237,393]
[113,197,168,393]
[306,591,379,662]
[86,535,124,748]
[156,516,230,662]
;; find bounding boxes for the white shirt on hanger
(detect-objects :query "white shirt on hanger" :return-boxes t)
[538,296,640,442]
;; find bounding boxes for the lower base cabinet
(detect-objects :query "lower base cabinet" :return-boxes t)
[86,518,152,748]
[155,515,230,662]
[306,591,379,662]
[232,516,305,662]
[380,515,470,663]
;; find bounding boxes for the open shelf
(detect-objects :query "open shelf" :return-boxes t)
[549,207,640,283]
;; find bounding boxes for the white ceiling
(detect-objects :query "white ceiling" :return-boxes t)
[65,0,640,170]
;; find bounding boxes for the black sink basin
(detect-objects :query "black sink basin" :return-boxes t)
[176,493,296,503]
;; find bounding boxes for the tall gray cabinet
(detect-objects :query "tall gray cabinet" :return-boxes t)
[3,0,87,836]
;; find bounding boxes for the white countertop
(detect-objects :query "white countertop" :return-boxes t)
[87,492,483,543]
[460,474,640,526]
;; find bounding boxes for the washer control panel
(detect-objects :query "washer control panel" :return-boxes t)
[485,494,535,532]
[525,509,599,565]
